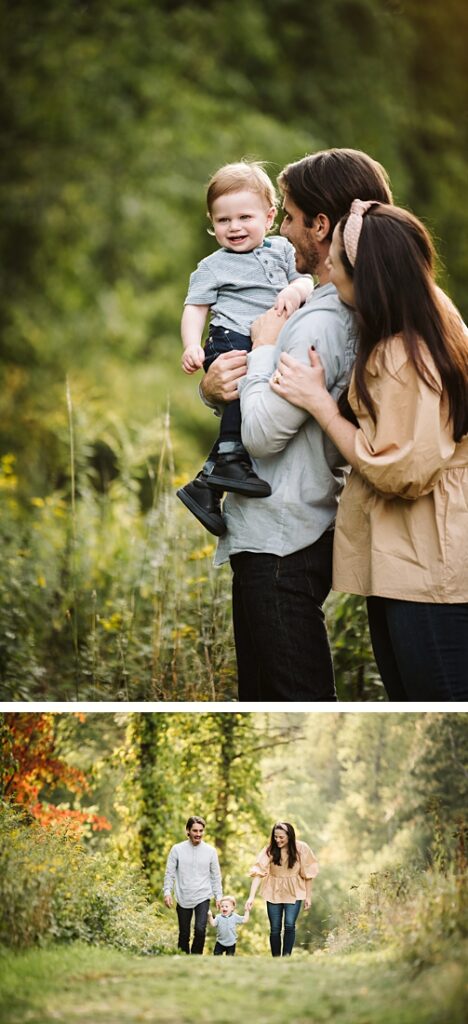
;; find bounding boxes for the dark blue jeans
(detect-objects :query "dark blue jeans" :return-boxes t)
[213,941,236,955]
[267,900,302,956]
[367,596,468,701]
[176,899,210,954]
[230,532,336,702]
[204,326,251,444]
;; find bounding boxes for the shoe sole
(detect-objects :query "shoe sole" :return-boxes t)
[205,475,271,497]
[176,488,227,537]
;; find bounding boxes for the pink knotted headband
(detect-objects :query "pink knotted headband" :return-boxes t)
[343,199,380,267]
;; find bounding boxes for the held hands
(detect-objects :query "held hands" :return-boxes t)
[182,344,205,374]
[270,346,327,413]
[274,284,303,318]
[244,898,254,912]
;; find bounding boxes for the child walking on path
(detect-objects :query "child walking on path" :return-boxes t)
[208,895,250,956]
[177,160,313,536]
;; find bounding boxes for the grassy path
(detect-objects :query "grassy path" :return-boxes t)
[1,943,467,1024]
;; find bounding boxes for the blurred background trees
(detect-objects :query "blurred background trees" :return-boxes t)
[1,711,467,957]
[1,1,467,697]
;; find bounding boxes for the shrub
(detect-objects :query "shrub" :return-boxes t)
[0,806,175,953]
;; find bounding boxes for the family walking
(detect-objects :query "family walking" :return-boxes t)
[163,816,318,957]
[177,148,468,702]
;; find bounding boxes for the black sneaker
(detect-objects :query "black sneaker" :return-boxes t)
[205,453,271,497]
[176,473,226,536]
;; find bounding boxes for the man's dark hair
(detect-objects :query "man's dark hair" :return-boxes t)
[186,815,206,830]
[278,148,393,238]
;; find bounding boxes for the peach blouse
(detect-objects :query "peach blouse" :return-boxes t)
[249,840,319,904]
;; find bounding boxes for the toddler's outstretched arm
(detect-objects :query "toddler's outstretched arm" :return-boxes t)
[181,304,210,373]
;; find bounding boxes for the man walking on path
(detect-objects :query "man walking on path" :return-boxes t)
[163,815,223,954]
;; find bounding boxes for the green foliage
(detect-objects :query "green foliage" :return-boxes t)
[0,806,174,953]
[326,593,385,700]
[327,857,468,972]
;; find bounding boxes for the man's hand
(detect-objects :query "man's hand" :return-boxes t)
[164,894,173,909]
[201,349,248,404]
[182,344,205,374]
[251,307,288,348]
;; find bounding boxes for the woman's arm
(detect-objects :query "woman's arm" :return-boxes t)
[245,875,262,911]
[270,348,359,468]
[304,879,312,910]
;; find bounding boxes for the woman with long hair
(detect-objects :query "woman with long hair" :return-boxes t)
[271,201,468,700]
[245,822,318,956]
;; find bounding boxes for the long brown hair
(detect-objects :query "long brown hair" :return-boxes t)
[338,204,468,441]
[267,822,299,869]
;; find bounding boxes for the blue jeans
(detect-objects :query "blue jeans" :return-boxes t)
[230,532,336,702]
[213,941,236,955]
[204,326,251,444]
[267,900,302,956]
[367,596,468,701]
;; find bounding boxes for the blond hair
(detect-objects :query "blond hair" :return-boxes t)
[220,894,236,907]
[206,161,277,214]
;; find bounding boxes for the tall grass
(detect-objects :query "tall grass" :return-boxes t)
[0,384,381,701]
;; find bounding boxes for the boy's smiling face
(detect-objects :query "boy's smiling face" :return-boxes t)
[219,899,235,916]
[210,190,276,253]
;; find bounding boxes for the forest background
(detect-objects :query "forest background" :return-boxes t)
[1,0,468,701]
[1,711,467,1023]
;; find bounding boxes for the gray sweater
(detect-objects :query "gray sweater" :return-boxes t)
[214,283,358,564]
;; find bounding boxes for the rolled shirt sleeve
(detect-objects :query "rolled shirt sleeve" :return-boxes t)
[352,338,456,500]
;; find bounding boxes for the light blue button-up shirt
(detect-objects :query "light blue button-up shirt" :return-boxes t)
[185,236,301,336]
[214,283,358,564]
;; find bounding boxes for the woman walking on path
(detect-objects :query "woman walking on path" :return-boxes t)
[245,822,318,956]
[271,201,468,701]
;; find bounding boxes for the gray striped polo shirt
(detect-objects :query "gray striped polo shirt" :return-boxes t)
[185,236,302,336]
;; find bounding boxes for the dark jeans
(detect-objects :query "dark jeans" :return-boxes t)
[230,532,336,701]
[176,899,210,954]
[213,941,236,955]
[267,900,302,956]
[204,326,251,444]
[367,596,468,701]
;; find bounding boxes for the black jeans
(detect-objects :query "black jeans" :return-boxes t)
[213,941,236,955]
[204,326,251,444]
[230,532,336,702]
[176,899,210,954]
[367,596,468,701]
[266,900,302,956]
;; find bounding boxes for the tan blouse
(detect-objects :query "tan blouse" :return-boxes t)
[333,334,468,602]
[249,840,319,904]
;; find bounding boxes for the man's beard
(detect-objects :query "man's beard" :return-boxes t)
[295,237,320,275]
